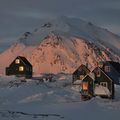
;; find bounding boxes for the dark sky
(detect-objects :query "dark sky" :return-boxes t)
[0,0,120,52]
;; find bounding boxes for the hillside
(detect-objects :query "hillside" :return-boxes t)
[0,16,120,75]
[0,76,120,120]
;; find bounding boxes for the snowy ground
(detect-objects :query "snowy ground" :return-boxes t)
[0,75,120,120]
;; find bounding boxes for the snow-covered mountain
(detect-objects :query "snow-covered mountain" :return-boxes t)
[0,16,120,75]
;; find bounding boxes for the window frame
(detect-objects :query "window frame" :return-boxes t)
[19,66,24,72]
[82,82,88,91]
[15,59,20,64]
[100,82,108,88]
[104,66,111,72]
[96,70,101,77]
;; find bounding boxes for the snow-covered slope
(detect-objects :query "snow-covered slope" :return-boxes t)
[17,16,120,54]
[0,43,35,75]
[0,76,120,120]
[0,16,120,75]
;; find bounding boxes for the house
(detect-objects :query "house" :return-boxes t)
[6,56,32,79]
[72,64,90,85]
[81,74,94,100]
[98,61,120,85]
[93,67,114,99]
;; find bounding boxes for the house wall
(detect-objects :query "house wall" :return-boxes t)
[94,68,114,99]
[81,76,94,97]
[25,66,32,78]
[72,66,90,83]
[9,59,26,75]
[103,64,120,85]
[6,57,32,78]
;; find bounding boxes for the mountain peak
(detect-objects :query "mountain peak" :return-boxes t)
[14,16,120,55]
[0,16,120,75]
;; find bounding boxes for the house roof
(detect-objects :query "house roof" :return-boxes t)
[17,56,32,67]
[92,67,113,82]
[73,64,90,74]
[82,74,94,82]
[107,61,120,73]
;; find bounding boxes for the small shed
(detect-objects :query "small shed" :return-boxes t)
[6,56,32,79]
[93,67,114,99]
[81,75,94,100]
[72,64,90,85]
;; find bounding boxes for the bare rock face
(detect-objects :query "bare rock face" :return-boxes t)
[0,16,120,75]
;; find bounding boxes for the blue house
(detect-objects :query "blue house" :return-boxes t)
[99,61,120,85]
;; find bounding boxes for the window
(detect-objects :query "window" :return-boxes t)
[15,59,20,64]
[80,75,84,80]
[19,66,24,71]
[96,70,101,77]
[104,66,111,72]
[100,82,108,88]
[82,82,88,90]
[98,62,103,68]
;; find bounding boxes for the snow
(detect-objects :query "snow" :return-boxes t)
[94,85,111,96]
[17,16,120,54]
[72,80,82,85]
[0,75,120,120]
[0,15,120,120]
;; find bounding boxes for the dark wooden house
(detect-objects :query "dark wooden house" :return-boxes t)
[72,64,90,84]
[93,67,114,99]
[99,61,120,85]
[81,75,94,100]
[6,56,32,79]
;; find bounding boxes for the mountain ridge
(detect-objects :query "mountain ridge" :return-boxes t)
[0,16,120,75]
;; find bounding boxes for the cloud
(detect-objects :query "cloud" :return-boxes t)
[0,0,120,51]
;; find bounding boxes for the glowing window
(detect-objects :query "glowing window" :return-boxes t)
[82,82,88,90]
[15,59,20,64]
[80,75,84,80]
[19,66,24,71]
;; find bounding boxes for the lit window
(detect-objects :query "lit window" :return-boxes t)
[19,66,24,71]
[104,66,111,72]
[15,59,20,64]
[82,82,88,90]
[80,75,84,80]
[96,70,101,77]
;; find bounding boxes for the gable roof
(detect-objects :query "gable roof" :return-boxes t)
[73,64,90,74]
[92,67,113,82]
[17,56,32,67]
[82,74,94,82]
[107,61,120,73]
